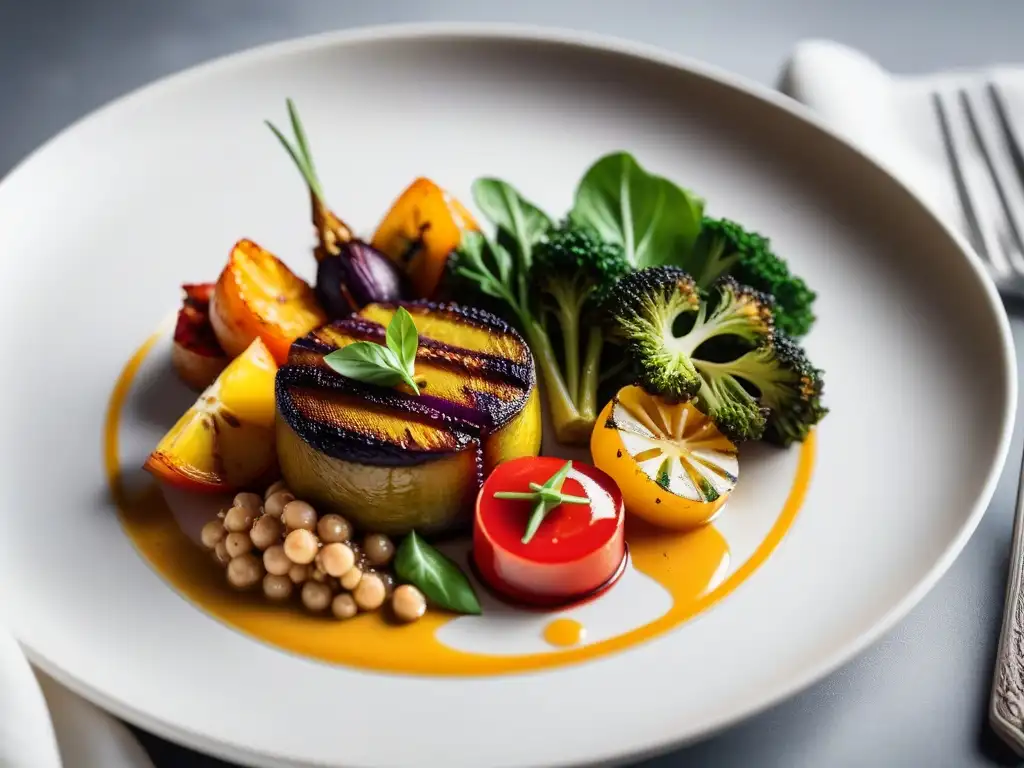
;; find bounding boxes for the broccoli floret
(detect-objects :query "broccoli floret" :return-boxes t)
[608,266,825,443]
[691,364,769,443]
[690,334,826,444]
[606,266,702,400]
[690,217,817,338]
[530,222,632,424]
[699,333,827,446]
[690,218,763,285]
[688,276,775,349]
[607,268,774,411]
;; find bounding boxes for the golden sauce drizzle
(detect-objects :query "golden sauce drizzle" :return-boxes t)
[543,618,586,647]
[106,330,816,676]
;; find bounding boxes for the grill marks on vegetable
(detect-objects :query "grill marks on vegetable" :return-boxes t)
[304,318,532,391]
[277,302,534,466]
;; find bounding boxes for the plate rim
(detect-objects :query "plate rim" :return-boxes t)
[2,20,1018,768]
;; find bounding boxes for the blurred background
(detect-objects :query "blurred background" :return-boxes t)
[3,0,1023,177]
[3,2,1024,766]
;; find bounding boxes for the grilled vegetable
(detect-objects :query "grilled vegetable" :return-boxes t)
[171,282,228,390]
[209,239,327,365]
[607,267,774,441]
[606,266,826,444]
[275,301,542,535]
[372,177,479,299]
[315,240,407,317]
[591,385,738,529]
[267,99,407,316]
[146,338,278,493]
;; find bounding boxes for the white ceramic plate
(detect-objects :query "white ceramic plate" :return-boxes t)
[0,23,1015,768]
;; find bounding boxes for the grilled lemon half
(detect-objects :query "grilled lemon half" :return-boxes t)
[591,385,738,530]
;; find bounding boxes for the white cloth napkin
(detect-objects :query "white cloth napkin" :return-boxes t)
[777,39,1024,242]
[0,624,153,768]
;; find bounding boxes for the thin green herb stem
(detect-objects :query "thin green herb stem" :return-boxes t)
[492,460,590,544]
[266,100,326,202]
[521,500,550,545]
[551,494,589,504]
[286,99,319,188]
[265,122,323,201]
[517,272,530,317]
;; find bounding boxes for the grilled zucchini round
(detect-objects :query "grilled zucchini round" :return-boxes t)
[276,302,542,535]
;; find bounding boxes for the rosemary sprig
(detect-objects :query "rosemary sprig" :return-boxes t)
[493,460,590,544]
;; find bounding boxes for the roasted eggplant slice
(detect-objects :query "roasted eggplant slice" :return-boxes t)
[276,301,542,535]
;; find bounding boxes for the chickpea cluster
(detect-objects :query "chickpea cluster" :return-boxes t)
[199,481,427,623]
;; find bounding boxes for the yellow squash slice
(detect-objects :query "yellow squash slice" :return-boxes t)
[145,337,278,493]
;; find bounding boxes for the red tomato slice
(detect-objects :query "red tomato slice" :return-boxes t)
[473,456,626,607]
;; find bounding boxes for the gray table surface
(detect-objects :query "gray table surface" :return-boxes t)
[4,1,1024,766]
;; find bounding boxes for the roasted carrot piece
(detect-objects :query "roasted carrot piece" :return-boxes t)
[209,239,326,365]
[371,178,479,299]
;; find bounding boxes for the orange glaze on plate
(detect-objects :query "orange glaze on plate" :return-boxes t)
[543,618,586,647]
[106,328,816,676]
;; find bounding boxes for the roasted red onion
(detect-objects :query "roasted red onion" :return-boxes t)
[316,240,407,318]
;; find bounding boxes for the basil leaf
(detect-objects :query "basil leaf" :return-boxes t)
[471,178,552,270]
[395,531,482,615]
[323,342,406,387]
[386,306,419,375]
[570,152,704,269]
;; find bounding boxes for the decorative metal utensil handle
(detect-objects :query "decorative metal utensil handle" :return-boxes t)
[991,448,1024,755]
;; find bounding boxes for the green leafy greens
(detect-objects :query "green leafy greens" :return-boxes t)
[472,179,552,300]
[449,151,824,448]
[570,152,704,269]
[395,531,482,615]
[493,460,590,544]
[324,306,421,393]
[449,151,705,445]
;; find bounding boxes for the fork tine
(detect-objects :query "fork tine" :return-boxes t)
[987,83,1024,183]
[986,82,1024,227]
[932,91,1010,275]
[958,88,1024,271]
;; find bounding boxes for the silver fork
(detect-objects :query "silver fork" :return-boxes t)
[935,83,1024,755]
[934,85,1024,294]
